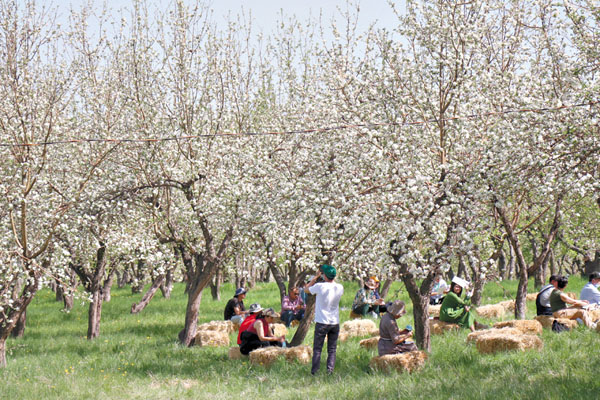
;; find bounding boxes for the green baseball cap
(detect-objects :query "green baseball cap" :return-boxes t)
[320,264,336,279]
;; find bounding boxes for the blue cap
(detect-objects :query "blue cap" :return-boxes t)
[234,288,247,297]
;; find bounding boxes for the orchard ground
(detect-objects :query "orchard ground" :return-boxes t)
[2,277,600,399]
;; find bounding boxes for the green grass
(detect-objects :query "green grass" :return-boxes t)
[2,277,600,399]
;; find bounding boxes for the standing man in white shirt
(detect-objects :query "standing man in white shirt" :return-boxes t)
[305,264,344,375]
[580,272,600,305]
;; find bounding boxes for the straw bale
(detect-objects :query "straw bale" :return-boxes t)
[195,330,230,347]
[284,346,312,364]
[526,293,538,302]
[228,346,246,360]
[466,328,523,344]
[475,333,543,354]
[341,319,378,338]
[271,323,288,338]
[588,309,600,322]
[476,304,506,319]
[428,305,441,317]
[197,320,236,334]
[338,332,349,342]
[497,300,516,312]
[534,315,578,330]
[359,336,380,350]
[565,292,578,300]
[249,347,286,367]
[291,320,300,328]
[493,320,542,335]
[369,351,427,373]
[429,319,460,335]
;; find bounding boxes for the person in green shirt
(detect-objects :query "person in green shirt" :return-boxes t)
[439,276,479,332]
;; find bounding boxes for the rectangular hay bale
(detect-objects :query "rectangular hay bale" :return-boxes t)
[476,304,506,319]
[475,333,543,354]
[284,345,312,364]
[195,330,230,347]
[197,320,236,334]
[228,346,246,360]
[359,336,380,349]
[341,319,378,338]
[429,319,460,335]
[271,323,288,338]
[466,328,523,344]
[249,347,287,367]
[369,351,427,373]
[492,320,542,335]
[428,305,441,317]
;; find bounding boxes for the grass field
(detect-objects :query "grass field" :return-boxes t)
[2,277,600,399]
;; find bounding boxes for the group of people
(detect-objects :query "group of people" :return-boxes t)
[536,272,600,329]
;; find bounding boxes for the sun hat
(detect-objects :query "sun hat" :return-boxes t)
[234,288,247,297]
[387,300,406,317]
[451,276,469,288]
[320,264,336,279]
[365,278,377,290]
[263,308,280,318]
[370,276,380,283]
[248,303,263,313]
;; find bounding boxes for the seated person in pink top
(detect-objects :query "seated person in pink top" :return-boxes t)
[281,286,305,327]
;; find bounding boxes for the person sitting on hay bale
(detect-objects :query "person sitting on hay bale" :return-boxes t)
[550,276,596,329]
[440,277,487,332]
[536,275,559,316]
[239,307,286,355]
[378,300,418,356]
[224,288,249,324]
[352,277,385,319]
[281,286,305,327]
[580,272,600,306]
[430,274,449,305]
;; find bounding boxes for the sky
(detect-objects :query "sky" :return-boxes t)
[53,0,401,37]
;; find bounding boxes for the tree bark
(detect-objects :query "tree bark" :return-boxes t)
[103,268,117,302]
[0,337,6,368]
[209,267,222,301]
[131,275,165,313]
[87,290,103,339]
[11,309,26,338]
[380,278,393,298]
[290,293,316,347]
[55,279,64,302]
[160,269,173,299]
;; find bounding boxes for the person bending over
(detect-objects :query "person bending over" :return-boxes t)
[239,307,285,355]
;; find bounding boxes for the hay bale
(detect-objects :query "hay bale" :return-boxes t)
[195,330,230,347]
[526,293,538,302]
[359,336,380,350]
[588,309,600,322]
[228,346,246,360]
[493,320,542,335]
[475,333,543,354]
[476,304,506,319]
[284,345,312,364]
[466,328,523,344]
[497,300,516,312]
[290,320,300,328]
[429,319,460,335]
[341,319,378,338]
[369,351,427,373]
[249,347,287,367]
[565,292,578,300]
[428,305,441,317]
[271,323,288,338]
[338,332,349,342]
[197,320,237,334]
[534,315,578,330]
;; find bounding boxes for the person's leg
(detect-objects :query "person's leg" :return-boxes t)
[352,304,369,317]
[325,324,340,373]
[294,309,305,321]
[231,315,244,324]
[560,309,595,328]
[311,323,326,375]
[281,310,293,327]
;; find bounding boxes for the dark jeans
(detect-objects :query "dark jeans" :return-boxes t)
[281,309,305,327]
[352,304,380,317]
[239,331,282,355]
[312,322,339,374]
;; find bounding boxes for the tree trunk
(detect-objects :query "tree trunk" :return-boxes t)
[160,269,173,299]
[380,278,393,299]
[55,279,64,302]
[269,262,287,303]
[508,245,516,280]
[103,268,116,302]
[63,293,74,312]
[410,294,431,352]
[209,267,222,301]
[290,293,316,347]
[457,256,467,280]
[179,285,204,347]
[118,269,129,289]
[549,249,556,276]
[497,248,506,280]
[131,275,165,313]
[0,336,6,368]
[11,309,26,338]
[87,290,103,339]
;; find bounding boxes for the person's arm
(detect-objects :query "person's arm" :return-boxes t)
[281,296,292,312]
[305,270,322,294]
[254,320,284,343]
[560,292,588,307]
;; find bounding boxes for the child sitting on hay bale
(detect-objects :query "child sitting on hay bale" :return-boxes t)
[440,277,487,332]
[377,300,417,356]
